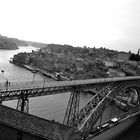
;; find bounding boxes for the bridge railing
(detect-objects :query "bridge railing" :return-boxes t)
[0,76,140,92]
[0,81,46,91]
[0,80,73,91]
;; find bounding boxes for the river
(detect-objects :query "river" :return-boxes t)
[0,46,139,139]
[0,46,93,123]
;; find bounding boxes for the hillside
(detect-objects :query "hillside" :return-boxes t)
[0,35,28,50]
[12,43,140,80]
[0,35,47,50]
[12,44,119,79]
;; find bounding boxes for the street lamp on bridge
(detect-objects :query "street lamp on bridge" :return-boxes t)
[32,70,36,83]
[1,70,9,91]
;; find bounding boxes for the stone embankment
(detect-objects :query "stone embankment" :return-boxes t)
[11,62,70,81]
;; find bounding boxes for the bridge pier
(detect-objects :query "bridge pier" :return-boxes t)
[0,100,2,104]
[136,87,140,105]
[16,93,29,113]
[63,87,80,127]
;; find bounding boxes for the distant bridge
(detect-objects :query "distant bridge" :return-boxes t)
[0,76,140,139]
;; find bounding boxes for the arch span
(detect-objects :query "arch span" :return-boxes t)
[77,80,140,133]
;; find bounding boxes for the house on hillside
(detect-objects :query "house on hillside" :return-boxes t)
[126,61,138,66]
[107,68,126,77]
[117,52,131,62]
[103,60,117,67]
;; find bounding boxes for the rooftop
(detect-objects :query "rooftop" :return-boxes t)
[0,105,76,140]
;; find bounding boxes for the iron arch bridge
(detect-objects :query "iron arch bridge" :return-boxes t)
[0,76,140,139]
[75,81,140,135]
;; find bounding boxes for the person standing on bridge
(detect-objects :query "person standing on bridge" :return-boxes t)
[6,80,8,86]
[5,80,8,91]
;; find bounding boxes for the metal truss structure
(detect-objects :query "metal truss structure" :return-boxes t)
[0,76,140,101]
[77,83,115,132]
[75,81,140,137]
[0,85,72,101]
[0,76,140,138]
[63,87,80,127]
[16,91,29,113]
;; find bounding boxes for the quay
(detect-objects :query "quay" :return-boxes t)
[9,60,58,80]
[22,65,70,81]
[19,64,69,81]
[21,64,58,80]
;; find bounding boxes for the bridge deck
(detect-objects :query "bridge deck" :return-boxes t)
[0,76,140,92]
[0,105,76,140]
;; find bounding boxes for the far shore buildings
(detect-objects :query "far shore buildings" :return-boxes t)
[103,60,117,67]
[117,51,131,62]
[117,51,140,66]
[104,50,140,77]
[103,51,131,67]
[107,68,126,77]
[104,51,139,67]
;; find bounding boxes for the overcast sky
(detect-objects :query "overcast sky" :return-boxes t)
[0,0,140,53]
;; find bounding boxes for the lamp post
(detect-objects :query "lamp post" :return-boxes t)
[43,78,45,88]
[32,70,36,83]
[1,70,9,91]
[5,79,8,91]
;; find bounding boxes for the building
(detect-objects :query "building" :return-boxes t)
[127,61,138,66]
[117,52,131,62]
[103,60,117,67]
[107,68,126,77]
[0,104,80,140]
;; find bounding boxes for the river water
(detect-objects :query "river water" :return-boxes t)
[0,46,139,139]
[0,46,93,123]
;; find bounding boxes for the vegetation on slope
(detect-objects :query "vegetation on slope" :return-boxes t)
[0,34,47,50]
[12,44,140,80]
[12,44,119,79]
[0,35,28,50]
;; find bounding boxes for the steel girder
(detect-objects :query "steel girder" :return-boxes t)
[17,97,29,113]
[16,91,29,113]
[0,78,139,133]
[0,77,139,101]
[77,83,116,132]
[0,85,73,101]
[63,87,80,127]
[77,80,140,135]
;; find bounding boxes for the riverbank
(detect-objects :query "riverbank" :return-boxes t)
[10,62,70,81]
[11,62,58,80]
[23,64,70,81]
[0,46,67,124]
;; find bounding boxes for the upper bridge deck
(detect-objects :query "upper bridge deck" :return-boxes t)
[0,76,140,91]
[0,76,140,101]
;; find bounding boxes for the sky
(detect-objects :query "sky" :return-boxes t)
[0,0,140,53]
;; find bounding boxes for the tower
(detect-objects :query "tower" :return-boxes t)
[137,49,140,55]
